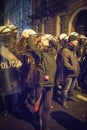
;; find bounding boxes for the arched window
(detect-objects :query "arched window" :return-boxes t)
[75,10,87,36]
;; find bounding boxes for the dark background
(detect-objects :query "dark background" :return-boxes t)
[0,0,4,12]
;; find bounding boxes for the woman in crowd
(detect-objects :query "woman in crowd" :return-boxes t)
[26,34,59,130]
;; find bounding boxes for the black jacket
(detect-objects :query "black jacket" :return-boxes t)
[61,44,80,78]
[27,37,58,87]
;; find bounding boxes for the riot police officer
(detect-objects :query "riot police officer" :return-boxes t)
[0,26,22,116]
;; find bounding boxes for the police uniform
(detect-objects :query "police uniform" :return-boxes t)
[0,26,22,115]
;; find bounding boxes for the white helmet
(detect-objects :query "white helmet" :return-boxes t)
[64,36,69,40]
[22,29,37,38]
[59,33,67,40]
[8,24,18,30]
[0,26,11,33]
[70,32,79,36]
[79,35,86,39]
[45,34,54,40]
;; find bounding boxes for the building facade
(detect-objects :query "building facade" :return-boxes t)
[4,0,32,31]
[4,0,87,36]
[0,1,4,26]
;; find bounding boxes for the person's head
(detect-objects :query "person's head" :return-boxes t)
[21,29,37,38]
[36,34,49,48]
[8,24,18,33]
[45,34,59,47]
[59,33,67,41]
[8,24,19,39]
[68,35,78,47]
[79,35,87,43]
[0,26,12,46]
[70,32,79,37]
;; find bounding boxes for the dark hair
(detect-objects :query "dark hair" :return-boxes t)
[68,35,77,42]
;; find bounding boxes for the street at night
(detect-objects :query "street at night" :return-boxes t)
[0,89,87,130]
[0,1,87,130]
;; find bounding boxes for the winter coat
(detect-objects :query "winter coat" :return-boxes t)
[27,38,58,88]
[61,44,80,78]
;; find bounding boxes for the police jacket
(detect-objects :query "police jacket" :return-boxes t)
[27,38,58,88]
[0,46,22,96]
[61,44,80,78]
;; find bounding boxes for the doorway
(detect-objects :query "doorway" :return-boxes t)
[74,10,87,36]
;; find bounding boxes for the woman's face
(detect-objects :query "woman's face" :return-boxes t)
[40,36,49,47]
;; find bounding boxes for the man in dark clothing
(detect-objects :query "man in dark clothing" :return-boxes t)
[61,35,80,109]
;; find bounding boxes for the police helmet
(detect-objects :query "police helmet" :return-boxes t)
[8,24,18,30]
[45,34,54,40]
[59,33,67,40]
[70,32,79,36]
[0,26,11,34]
[0,26,12,46]
[22,29,37,38]
[79,35,86,39]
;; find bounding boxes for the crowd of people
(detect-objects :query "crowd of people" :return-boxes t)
[0,25,87,130]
